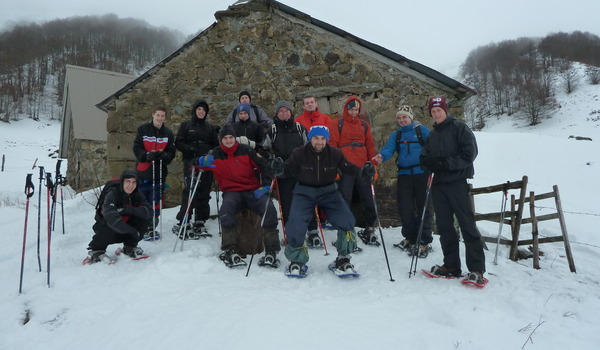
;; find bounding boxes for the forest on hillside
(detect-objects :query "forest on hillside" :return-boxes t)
[0,14,184,122]
[460,31,600,128]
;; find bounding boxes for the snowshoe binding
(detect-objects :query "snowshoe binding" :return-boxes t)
[305,231,324,249]
[462,271,489,288]
[393,239,414,251]
[258,251,280,268]
[329,256,359,278]
[357,227,380,246]
[82,250,115,265]
[219,250,247,268]
[143,230,161,242]
[285,262,308,278]
[116,246,150,260]
[408,244,432,258]
[422,265,463,279]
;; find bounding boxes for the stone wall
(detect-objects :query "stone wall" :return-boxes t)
[104,1,467,214]
[67,127,107,192]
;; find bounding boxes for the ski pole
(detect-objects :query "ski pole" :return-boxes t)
[493,181,510,265]
[45,172,53,287]
[59,176,65,235]
[158,158,163,241]
[51,159,62,232]
[314,206,330,256]
[370,181,395,282]
[36,166,44,272]
[151,159,156,239]
[19,174,35,294]
[274,177,288,245]
[173,168,202,252]
[215,185,222,236]
[246,178,276,277]
[409,172,434,278]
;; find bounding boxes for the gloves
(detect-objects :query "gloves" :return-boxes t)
[198,155,216,168]
[421,156,448,172]
[120,206,135,216]
[361,162,376,179]
[146,152,157,162]
[158,151,170,161]
[270,157,284,176]
[253,186,271,199]
[236,136,256,149]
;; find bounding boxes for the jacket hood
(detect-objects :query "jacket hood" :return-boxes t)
[343,96,362,118]
[191,99,210,120]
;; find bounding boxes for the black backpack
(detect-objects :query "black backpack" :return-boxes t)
[95,178,121,216]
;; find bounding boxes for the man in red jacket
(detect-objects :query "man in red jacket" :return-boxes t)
[197,125,280,268]
[329,96,379,246]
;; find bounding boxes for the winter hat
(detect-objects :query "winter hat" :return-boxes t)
[192,99,209,116]
[307,125,330,142]
[396,105,414,120]
[347,99,361,110]
[238,90,251,102]
[428,97,449,116]
[237,103,252,115]
[219,125,236,139]
[274,101,293,115]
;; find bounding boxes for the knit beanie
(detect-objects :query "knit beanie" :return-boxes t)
[396,105,414,120]
[307,125,330,142]
[219,125,236,139]
[238,90,251,102]
[237,103,252,115]
[347,99,361,110]
[274,101,293,115]
[428,97,449,116]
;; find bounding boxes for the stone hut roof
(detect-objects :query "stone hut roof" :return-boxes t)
[97,0,475,112]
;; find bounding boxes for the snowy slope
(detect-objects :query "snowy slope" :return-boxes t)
[1,83,599,350]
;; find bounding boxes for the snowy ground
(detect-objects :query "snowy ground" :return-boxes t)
[1,83,599,350]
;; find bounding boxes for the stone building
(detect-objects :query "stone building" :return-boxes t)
[59,65,134,191]
[96,0,476,224]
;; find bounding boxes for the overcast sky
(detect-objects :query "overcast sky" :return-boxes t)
[2,0,599,77]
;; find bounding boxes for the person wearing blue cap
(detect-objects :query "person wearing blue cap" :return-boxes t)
[231,103,264,150]
[270,125,376,277]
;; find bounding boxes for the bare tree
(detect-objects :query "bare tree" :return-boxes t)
[585,65,600,85]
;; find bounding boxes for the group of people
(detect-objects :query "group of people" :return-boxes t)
[86,91,486,283]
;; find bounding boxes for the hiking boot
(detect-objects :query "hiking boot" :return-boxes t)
[306,231,322,247]
[122,246,144,258]
[465,271,485,285]
[357,227,379,246]
[393,239,414,251]
[334,255,354,272]
[430,264,462,278]
[193,220,208,234]
[88,250,108,263]
[143,230,161,241]
[409,244,432,258]
[258,251,280,268]
[287,262,307,276]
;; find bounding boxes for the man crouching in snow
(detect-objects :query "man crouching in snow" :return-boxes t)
[270,125,376,276]
[87,169,152,263]
[196,125,280,268]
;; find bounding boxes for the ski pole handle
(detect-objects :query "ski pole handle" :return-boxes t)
[25,173,35,198]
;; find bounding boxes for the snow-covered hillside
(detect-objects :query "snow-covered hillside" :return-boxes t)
[1,82,599,350]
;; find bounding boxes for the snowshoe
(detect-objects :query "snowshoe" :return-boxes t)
[219,250,247,268]
[462,272,489,288]
[329,256,359,278]
[82,250,115,265]
[191,221,212,238]
[143,230,161,241]
[306,232,324,249]
[393,239,414,251]
[258,252,280,268]
[408,244,432,258]
[116,246,150,261]
[285,262,308,278]
[423,265,463,279]
[357,228,380,246]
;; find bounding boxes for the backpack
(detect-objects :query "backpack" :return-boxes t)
[395,125,425,171]
[270,122,305,144]
[337,118,369,148]
[95,178,121,216]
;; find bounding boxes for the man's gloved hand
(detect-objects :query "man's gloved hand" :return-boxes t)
[270,157,284,176]
[120,206,135,216]
[253,186,271,199]
[146,152,157,162]
[236,136,256,149]
[198,154,216,168]
[361,162,376,179]
[420,156,448,172]
[157,151,170,161]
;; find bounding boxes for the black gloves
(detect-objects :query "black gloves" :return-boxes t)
[270,157,284,176]
[361,162,376,179]
[146,152,157,162]
[158,151,170,161]
[120,206,135,216]
[420,156,448,172]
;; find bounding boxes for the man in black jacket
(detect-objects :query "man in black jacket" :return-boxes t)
[173,99,219,237]
[272,125,375,276]
[132,106,176,237]
[420,97,486,285]
[87,169,152,263]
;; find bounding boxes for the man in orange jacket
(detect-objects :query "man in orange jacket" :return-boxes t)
[329,96,379,245]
